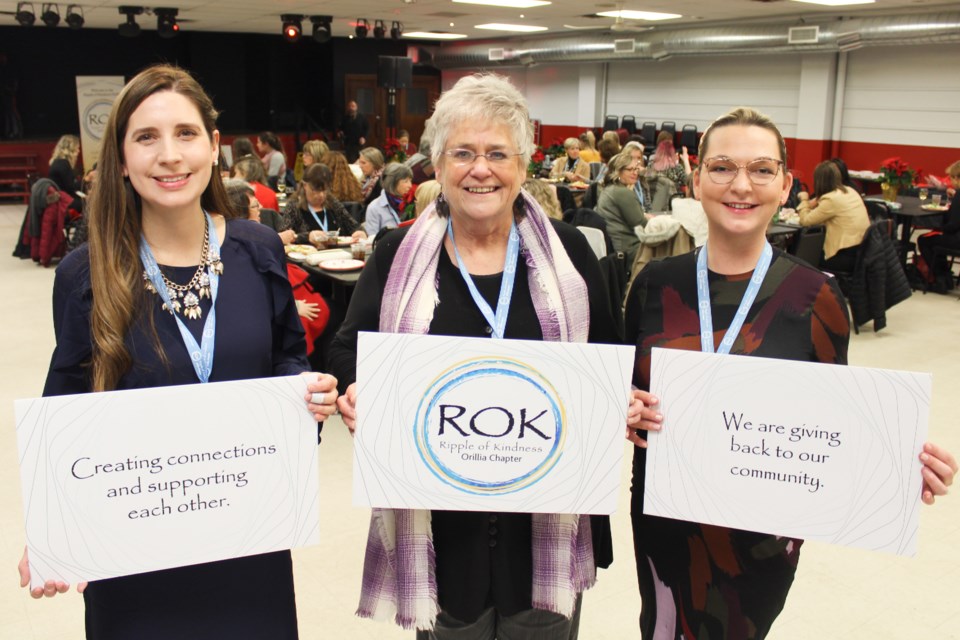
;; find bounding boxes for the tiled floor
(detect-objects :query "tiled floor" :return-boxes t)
[1,202,957,639]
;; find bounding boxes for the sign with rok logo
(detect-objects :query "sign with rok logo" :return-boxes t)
[354,333,635,514]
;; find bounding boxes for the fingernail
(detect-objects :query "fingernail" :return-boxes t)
[920,453,929,462]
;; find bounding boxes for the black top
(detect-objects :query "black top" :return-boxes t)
[48,158,78,199]
[340,113,368,146]
[280,194,358,244]
[44,218,308,639]
[329,219,616,623]
[943,190,960,235]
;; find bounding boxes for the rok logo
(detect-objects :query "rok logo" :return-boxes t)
[414,358,565,495]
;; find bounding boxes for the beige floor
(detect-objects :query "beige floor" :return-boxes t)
[0,202,957,639]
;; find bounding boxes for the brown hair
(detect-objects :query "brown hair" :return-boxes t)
[87,64,232,392]
[324,151,363,202]
[295,163,330,210]
[946,160,960,179]
[698,107,787,165]
[812,160,846,199]
[232,155,267,184]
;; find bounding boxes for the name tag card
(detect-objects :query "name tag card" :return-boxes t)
[15,376,320,588]
[354,333,635,514]
[645,348,930,556]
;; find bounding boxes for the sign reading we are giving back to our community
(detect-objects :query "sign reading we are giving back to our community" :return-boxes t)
[353,333,635,515]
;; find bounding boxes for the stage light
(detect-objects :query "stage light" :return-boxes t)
[373,19,386,39]
[355,18,369,38]
[65,4,83,28]
[156,8,178,38]
[118,6,143,37]
[40,3,59,27]
[311,15,332,43]
[15,2,36,26]
[281,14,302,42]
[390,21,403,39]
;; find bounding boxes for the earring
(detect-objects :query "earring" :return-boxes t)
[213,159,219,167]
[435,191,449,217]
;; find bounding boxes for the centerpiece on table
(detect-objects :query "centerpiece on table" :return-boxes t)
[879,157,916,202]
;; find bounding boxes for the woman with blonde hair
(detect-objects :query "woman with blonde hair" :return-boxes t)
[413,179,442,218]
[357,146,385,206]
[48,134,81,198]
[19,64,339,638]
[549,136,591,183]
[301,139,329,168]
[625,106,955,639]
[578,130,600,163]
[522,177,563,220]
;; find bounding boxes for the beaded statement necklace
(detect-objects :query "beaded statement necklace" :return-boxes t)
[142,217,224,320]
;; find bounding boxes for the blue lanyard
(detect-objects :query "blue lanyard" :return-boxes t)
[139,211,221,383]
[308,206,328,232]
[696,242,772,354]
[634,182,645,207]
[446,218,520,340]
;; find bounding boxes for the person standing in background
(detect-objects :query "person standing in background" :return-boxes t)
[256,131,287,183]
[340,100,368,163]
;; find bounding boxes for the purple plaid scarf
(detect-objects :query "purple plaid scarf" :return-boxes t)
[356,190,597,630]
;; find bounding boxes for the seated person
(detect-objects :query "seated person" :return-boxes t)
[579,131,601,163]
[365,163,414,237]
[357,147,385,207]
[325,151,363,203]
[649,131,692,191]
[798,160,870,272]
[549,137,591,183]
[280,164,365,246]
[231,156,279,212]
[523,178,563,220]
[595,152,648,264]
[917,160,960,290]
[397,129,417,156]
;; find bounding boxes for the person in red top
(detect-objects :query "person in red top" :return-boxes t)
[231,155,279,212]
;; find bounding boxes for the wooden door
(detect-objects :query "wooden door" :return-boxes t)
[344,73,440,150]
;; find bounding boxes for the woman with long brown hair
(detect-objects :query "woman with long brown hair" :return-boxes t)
[324,150,363,203]
[18,64,338,639]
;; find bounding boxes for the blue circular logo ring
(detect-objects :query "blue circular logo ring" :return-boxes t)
[414,357,565,495]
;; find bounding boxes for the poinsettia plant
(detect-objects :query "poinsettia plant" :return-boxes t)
[384,138,407,164]
[528,147,545,176]
[879,157,916,189]
[544,137,565,160]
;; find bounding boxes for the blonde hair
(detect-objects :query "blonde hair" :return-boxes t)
[522,179,562,220]
[87,64,232,392]
[50,134,80,166]
[302,139,329,164]
[946,160,960,180]
[699,107,787,164]
[414,180,442,217]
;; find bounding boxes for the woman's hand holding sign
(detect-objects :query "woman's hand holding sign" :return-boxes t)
[626,388,662,449]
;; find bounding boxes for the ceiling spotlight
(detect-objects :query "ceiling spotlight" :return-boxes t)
[281,14,303,42]
[355,18,369,38]
[373,20,386,39]
[155,8,178,38]
[65,4,83,28]
[40,3,59,27]
[390,21,403,39]
[311,15,332,43]
[15,2,36,26]
[118,6,143,37]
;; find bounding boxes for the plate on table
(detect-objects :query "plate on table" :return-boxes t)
[921,204,949,212]
[319,259,365,272]
[284,244,318,255]
[305,249,352,266]
[287,252,306,262]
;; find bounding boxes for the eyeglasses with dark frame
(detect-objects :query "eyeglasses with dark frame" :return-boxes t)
[702,156,784,185]
[444,148,523,167]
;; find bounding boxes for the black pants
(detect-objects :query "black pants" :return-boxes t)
[822,245,858,273]
[918,231,960,279]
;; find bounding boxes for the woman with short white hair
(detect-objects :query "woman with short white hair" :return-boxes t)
[331,72,631,639]
[549,137,591,183]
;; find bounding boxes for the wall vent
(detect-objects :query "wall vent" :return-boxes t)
[614,38,635,53]
[788,25,819,44]
[488,48,506,61]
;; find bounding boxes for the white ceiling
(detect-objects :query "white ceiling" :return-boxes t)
[1,0,956,41]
